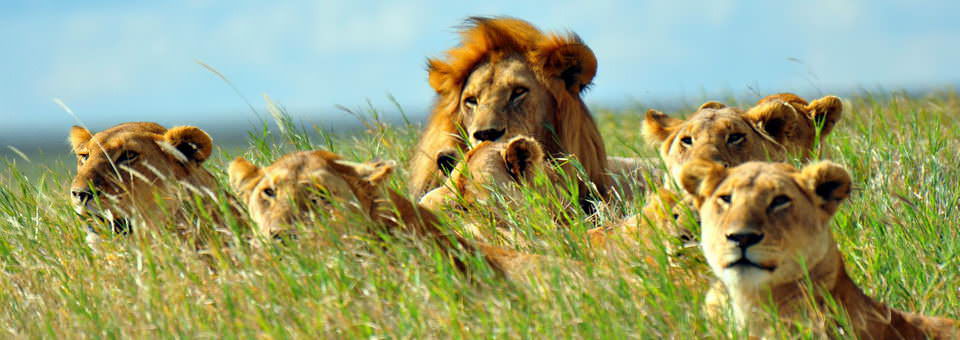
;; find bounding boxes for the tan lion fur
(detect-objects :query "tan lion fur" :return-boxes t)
[681,160,958,339]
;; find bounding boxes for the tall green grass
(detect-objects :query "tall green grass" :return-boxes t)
[0,90,957,338]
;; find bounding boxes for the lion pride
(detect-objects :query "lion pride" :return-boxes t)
[69,122,239,245]
[681,160,958,338]
[409,17,610,201]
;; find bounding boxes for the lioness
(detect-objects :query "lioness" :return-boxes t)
[419,136,581,244]
[69,122,238,245]
[420,135,558,211]
[228,150,564,281]
[681,160,958,338]
[605,94,845,245]
[228,150,396,239]
[409,16,611,201]
[644,94,843,186]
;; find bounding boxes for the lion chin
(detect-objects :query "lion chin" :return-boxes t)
[716,253,777,290]
[79,207,134,236]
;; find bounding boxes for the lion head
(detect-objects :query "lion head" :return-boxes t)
[69,122,218,236]
[681,160,959,338]
[643,94,843,185]
[228,150,395,238]
[419,135,549,211]
[409,16,609,198]
[680,160,851,298]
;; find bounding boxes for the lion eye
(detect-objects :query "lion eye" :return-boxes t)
[310,188,332,206]
[78,153,90,164]
[310,196,331,206]
[116,150,139,164]
[510,87,528,102]
[727,133,746,145]
[464,96,478,107]
[680,136,693,146]
[262,187,276,198]
[768,195,791,212]
[718,194,732,204]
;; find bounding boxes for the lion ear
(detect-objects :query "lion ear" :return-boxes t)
[536,34,597,93]
[501,136,545,180]
[698,101,727,110]
[806,96,843,137]
[332,159,397,188]
[797,161,851,216]
[642,109,682,145]
[427,59,456,95]
[228,157,263,199]
[69,126,93,153]
[679,160,728,207]
[436,148,459,177]
[742,100,800,144]
[162,126,213,163]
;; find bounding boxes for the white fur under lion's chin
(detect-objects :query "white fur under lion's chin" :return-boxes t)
[719,265,774,292]
[708,249,775,291]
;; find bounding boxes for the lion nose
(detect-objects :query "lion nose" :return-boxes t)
[473,128,505,142]
[708,157,729,168]
[72,189,94,204]
[726,232,764,248]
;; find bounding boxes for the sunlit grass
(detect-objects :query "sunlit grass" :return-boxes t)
[0,90,957,338]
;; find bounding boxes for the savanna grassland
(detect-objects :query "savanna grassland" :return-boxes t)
[0,90,958,338]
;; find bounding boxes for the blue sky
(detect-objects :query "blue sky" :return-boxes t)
[2,0,959,142]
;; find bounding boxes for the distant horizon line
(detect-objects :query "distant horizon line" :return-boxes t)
[3,84,955,155]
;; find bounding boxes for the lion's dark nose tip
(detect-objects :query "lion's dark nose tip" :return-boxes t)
[709,157,730,168]
[726,232,764,248]
[72,189,94,204]
[473,129,506,142]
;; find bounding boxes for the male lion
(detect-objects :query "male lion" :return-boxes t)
[229,150,573,281]
[69,122,238,245]
[681,160,958,338]
[409,17,610,201]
